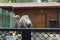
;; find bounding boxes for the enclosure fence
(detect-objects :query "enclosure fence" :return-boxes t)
[0,28,60,40]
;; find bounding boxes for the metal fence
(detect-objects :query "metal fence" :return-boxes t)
[0,8,13,28]
[0,30,22,40]
[31,32,60,40]
[0,28,60,40]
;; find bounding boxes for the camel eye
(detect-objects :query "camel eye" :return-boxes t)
[26,17,28,19]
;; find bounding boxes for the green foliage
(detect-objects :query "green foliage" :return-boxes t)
[0,0,60,3]
[41,0,48,2]
[15,0,36,2]
[41,0,60,2]
[0,0,12,3]
[14,0,60,2]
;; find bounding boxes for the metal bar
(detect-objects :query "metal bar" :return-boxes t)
[0,28,60,32]
[58,8,60,27]
[22,30,31,40]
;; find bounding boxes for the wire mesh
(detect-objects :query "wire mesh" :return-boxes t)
[0,31,22,40]
[31,32,60,40]
[0,29,60,40]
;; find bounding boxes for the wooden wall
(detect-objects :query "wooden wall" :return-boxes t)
[14,8,58,28]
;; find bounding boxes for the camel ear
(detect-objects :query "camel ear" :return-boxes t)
[15,15,20,18]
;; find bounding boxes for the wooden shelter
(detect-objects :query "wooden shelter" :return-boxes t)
[0,2,60,28]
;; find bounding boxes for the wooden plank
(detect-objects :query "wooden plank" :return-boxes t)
[34,15,45,28]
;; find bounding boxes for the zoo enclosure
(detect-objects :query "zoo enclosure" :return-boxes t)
[0,28,60,40]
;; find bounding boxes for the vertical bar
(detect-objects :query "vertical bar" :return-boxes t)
[58,9,60,28]
[0,8,2,28]
[22,30,31,40]
[4,9,7,28]
[10,11,13,28]
[5,10,10,28]
[2,9,6,28]
[7,11,10,28]
[12,7,15,28]
[57,8,59,28]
